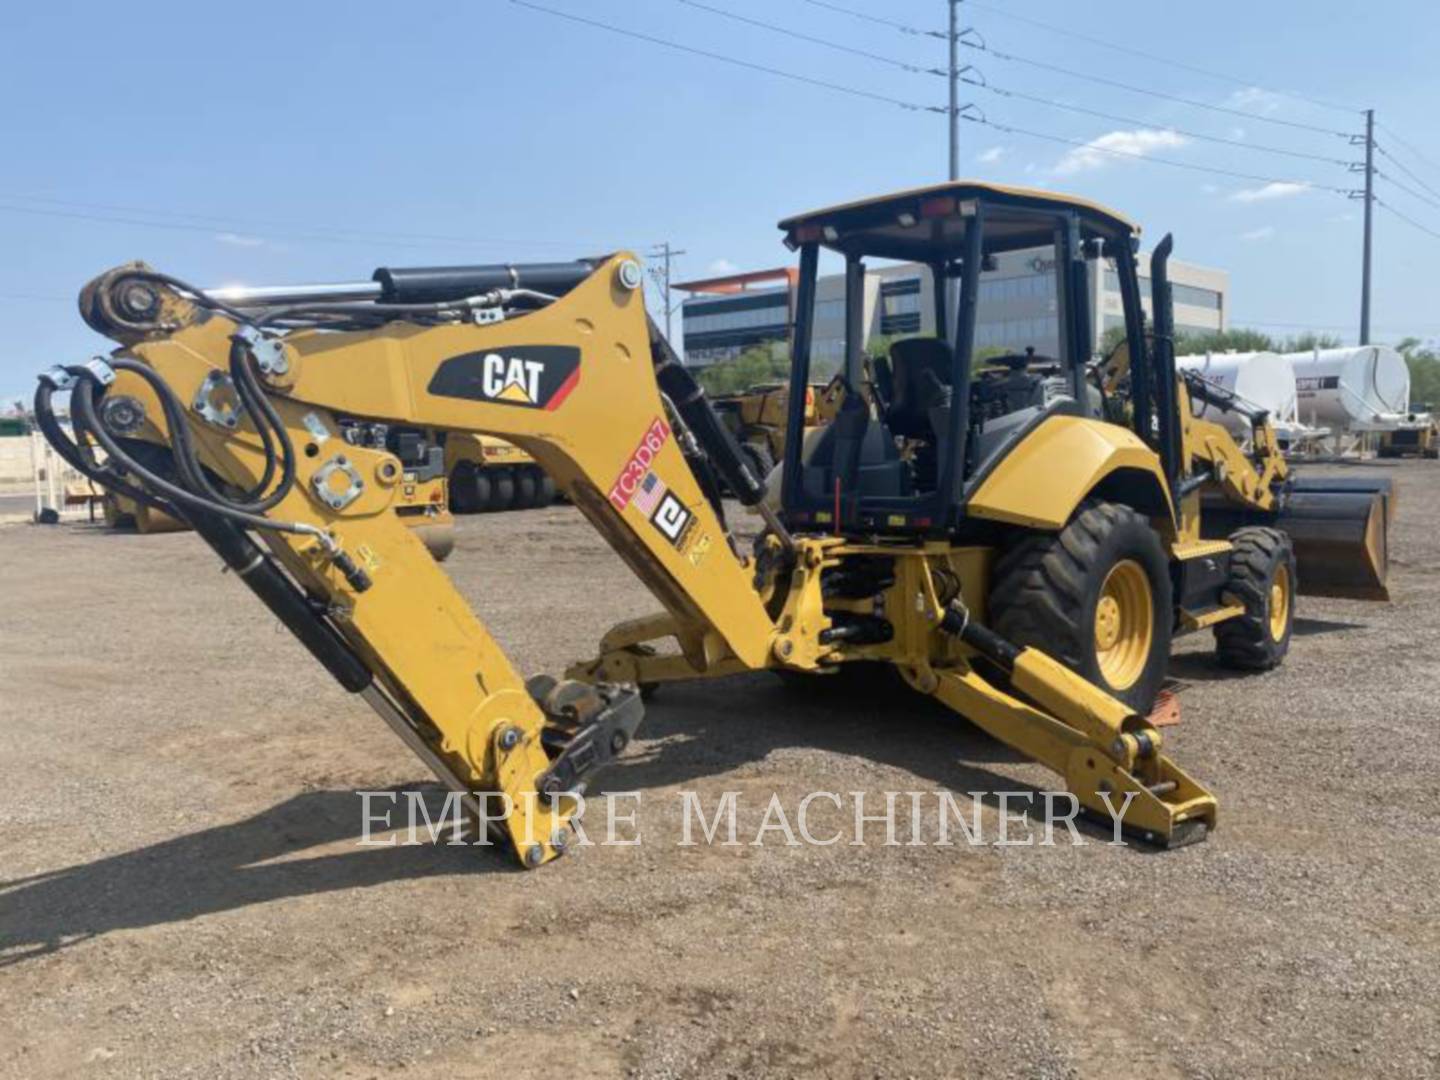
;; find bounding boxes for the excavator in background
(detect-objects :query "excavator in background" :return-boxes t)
[711,377,844,485]
[39,182,1391,867]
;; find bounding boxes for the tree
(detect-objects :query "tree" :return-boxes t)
[1395,337,1440,411]
[1175,327,1277,355]
[1279,331,1343,353]
[694,341,791,396]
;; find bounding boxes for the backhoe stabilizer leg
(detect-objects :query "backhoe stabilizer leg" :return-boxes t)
[924,609,1217,846]
[925,665,1215,846]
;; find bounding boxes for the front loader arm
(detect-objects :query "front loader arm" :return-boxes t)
[63,254,779,866]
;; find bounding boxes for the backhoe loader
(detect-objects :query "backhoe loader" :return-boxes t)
[38,182,1389,867]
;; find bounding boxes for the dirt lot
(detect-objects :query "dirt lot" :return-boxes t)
[1,460,1437,1079]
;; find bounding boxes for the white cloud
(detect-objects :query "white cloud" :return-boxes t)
[1230,181,1310,203]
[1240,225,1276,241]
[1227,87,1282,114]
[977,145,1006,164]
[1053,128,1187,175]
[215,232,264,248]
[707,258,737,275]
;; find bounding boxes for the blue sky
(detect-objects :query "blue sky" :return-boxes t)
[3,0,1438,402]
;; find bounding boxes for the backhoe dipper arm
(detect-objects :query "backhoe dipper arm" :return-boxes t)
[60,254,778,867]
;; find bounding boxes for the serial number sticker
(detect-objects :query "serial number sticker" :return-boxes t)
[609,417,671,510]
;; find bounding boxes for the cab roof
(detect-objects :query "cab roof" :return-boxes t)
[777,180,1138,261]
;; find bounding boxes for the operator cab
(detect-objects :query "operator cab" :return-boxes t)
[775,182,1149,536]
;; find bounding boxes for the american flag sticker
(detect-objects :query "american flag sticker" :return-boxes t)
[631,471,667,516]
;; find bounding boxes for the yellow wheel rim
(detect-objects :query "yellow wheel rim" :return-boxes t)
[1094,559,1153,691]
[1269,562,1291,641]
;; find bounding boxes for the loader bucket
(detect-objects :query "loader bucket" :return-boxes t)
[1202,476,1391,602]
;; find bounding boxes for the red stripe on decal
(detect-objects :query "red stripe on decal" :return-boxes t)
[545,365,581,410]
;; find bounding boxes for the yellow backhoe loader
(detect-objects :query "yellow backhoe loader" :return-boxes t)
[38,182,1389,866]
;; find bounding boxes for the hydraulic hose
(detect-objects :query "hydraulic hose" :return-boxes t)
[33,378,175,517]
[69,369,313,542]
[67,365,372,592]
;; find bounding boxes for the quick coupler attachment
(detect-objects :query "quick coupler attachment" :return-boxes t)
[938,605,1217,847]
[525,676,644,798]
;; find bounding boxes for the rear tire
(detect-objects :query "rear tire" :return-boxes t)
[741,442,775,487]
[1214,527,1295,670]
[537,473,557,505]
[989,501,1173,714]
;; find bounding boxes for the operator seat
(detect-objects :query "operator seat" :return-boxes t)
[885,337,952,440]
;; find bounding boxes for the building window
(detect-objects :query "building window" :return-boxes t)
[879,278,923,336]
[1103,268,1219,311]
[1172,283,1222,310]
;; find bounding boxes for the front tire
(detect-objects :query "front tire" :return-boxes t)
[990,502,1173,714]
[1214,527,1295,670]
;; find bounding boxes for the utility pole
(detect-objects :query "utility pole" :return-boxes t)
[1360,108,1375,346]
[948,0,960,180]
[647,242,687,342]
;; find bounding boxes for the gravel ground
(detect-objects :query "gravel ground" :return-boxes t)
[1,460,1437,1079]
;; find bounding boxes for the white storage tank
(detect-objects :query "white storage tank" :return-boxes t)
[1282,345,1410,427]
[1177,351,1298,434]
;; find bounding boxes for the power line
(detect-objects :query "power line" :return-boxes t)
[963,36,1355,139]
[955,0,1360,115]
[509,0,941,113]
[967,114,1350,192]
[1375,170,1440,213]
[511,2,1349,194]
[805,0,1359,124]
[1376,122,1440,176]
[1376,198,1440,242]
[972,80,1352,167]
[0,194,622,252]
[685,1,1347,168]
[796,0,938,37]
[677,0,941,75]
[1374,144,1440,203]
